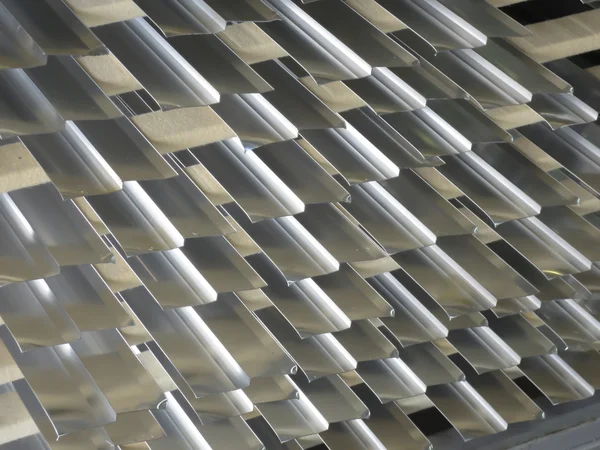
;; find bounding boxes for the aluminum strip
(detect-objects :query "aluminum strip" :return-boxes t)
[301,127,401,184]
[253,140,349,205]
[131,0,227,36]
[200,416,263,450]
[126,249,218,309]
[298,76,368,113]
[454,357,543,424]
[529,93,599,129]
[334,320,398,362]
[70,329,165,414]
[94,18,220,109]
[426,100,513,144]
[147,392,213,450]
[559,350,600,390]
[202,0,276,22]
[247,253,351,335]
[0,2,46,69]
[194,292,296,378]
[256,307,357,380]
[138,171,234,239]
[87,182,184,256]
[518,354,595,405]
[492,295,542,318]
[341,109,443,167]
[474,143,579,208]
[10,184,112,266]
[180,236,266,293]
[547,59,600,112]
[211,94,298,150]
[169,34,272,94]
[436,234,538,300]
[344,73,426,115]
[171,388,253,423]
[0,280,80,352]
[103,410,165,445]
[397,342,465,386]
[25,56,122,121]
[427,381,508,441]
[313,264,393,320]
[232,209,340,282]
[321,419,386,450]
[45,264,132,332]
[76,117,176,182]
[0,194,60,286]
[343,0,407,34]
[400,32,530,110]
[370,273,449,346]
[488,313,557,358]
[393,245,497,318]
[0,327,116,440]
[295,203,386,264]
[356,384,431,450]
[122,287,251,396]
[389,58,468,101]
[448,327,521,374]
[295,375,369,422]
[378,171,475,237]
[343,182,436,255]
[537,206,600,262]
[1,0,103,56]
[496,216,592,278]
[255,378,328,442]
[243,375,298,405]
[301,0,416,68]
[253,59,346,130]
[436,0,530,37]
[193,139,304,222]
[20,122,123,198]
[387,0,487,51]
[257,18,370,83]
[355,358,427,403]
[537,300,600,352]
[0,69,64,139]
[438,152,542,225]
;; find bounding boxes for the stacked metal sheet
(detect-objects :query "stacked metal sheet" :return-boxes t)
[2,0,600,448]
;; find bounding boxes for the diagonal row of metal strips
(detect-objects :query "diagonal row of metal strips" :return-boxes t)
[2,0,600,448]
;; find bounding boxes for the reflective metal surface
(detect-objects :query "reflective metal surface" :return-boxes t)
[4,1,600,449]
